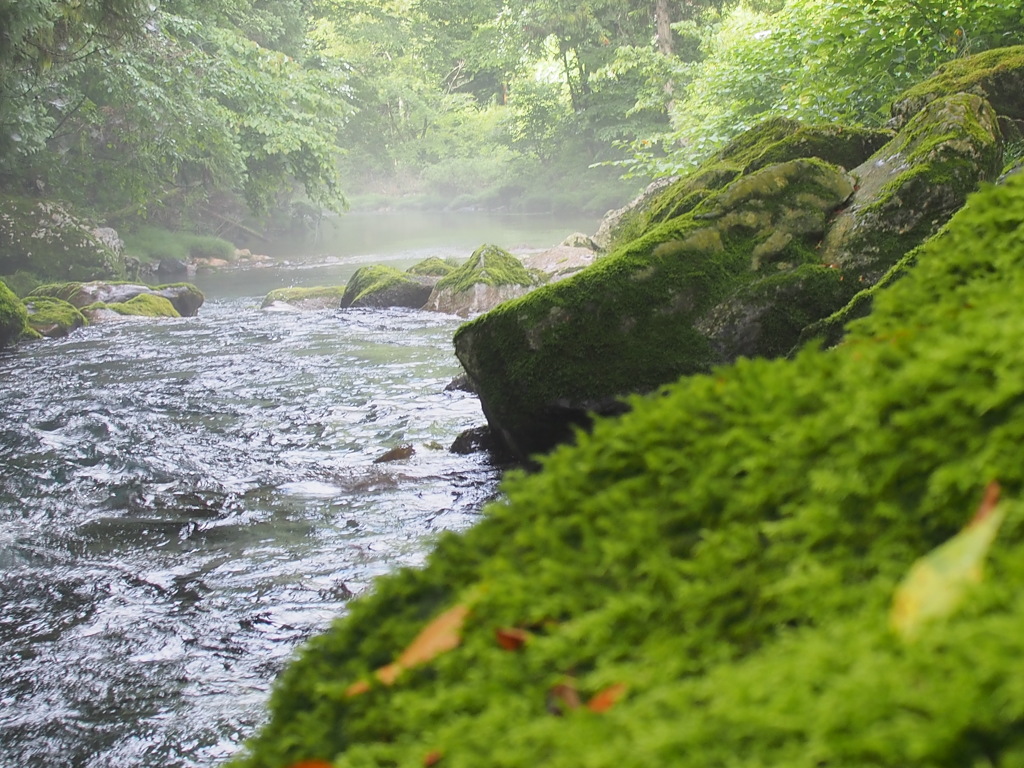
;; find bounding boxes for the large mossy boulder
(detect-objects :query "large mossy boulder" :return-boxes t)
[891,44,1024,130]
[0,281,28,347]
[0,197,125,281]
[594,117,891,252]
[232,174,1024,768]
[455,158,857,459]
[28,281,204,317]
[820,93,1002,283]
[339,266,434,309]
[23,297,86,338]
[456,90,1003,460]
[424,244,539,317]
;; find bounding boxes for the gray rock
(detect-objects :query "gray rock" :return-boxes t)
[820,93,1002,284]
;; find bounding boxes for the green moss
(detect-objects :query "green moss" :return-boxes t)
[743,124,893,174]
[23,296,87,338]
[105,293,180,318]
[454,159,857,457]
[261,285,347,308]
[892,44,1024,126]
[434,244,536,295]
[340,265,423,307]
[28,282,88,303]
[0,280,28,347]
[406,257,459,277]
[820,93,1002,282]
[234,172,1024,768]
[608,118,887,251]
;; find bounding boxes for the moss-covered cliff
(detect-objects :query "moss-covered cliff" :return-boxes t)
[229,145,1024,768]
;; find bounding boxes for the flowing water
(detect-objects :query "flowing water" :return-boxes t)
[0,212,597,767]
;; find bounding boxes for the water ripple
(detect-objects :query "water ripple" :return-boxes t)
[0,299,499,767]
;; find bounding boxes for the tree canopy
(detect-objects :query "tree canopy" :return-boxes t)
[1,0,1022,228]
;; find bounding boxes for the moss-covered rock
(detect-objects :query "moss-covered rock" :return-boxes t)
[595,117,890,252]
[27,281,204,317]
[0,280,28,347]
[820,93,1002,284]
[23,296,87,338]
[424,244,539,318]
[891,44,1024,129]
[339,266,434,309]
[0,197,125,281]
[261,285,347,311]
[405,257,459,277]
[83,293,180,322]
[232,173,1024,768]
[455,158,857,459]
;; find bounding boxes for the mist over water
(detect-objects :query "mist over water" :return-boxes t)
[0,213,595,767]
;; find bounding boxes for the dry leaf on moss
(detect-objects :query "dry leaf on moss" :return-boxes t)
[891,481,1005,641]
[495,627,530,651]
[346,603,471,696]
[587,683,628,713]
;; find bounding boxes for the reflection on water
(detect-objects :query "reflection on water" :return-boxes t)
[0,301,499,767]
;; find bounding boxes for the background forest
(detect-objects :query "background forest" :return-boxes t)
[2,0,1023,234]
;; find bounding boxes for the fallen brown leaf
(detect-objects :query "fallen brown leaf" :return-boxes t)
[347,603,471,696]
[587,683,628,713]
[495,627,530,651]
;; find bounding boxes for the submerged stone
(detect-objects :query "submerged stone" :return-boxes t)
[261,285,347,311]
[82,293,180,322]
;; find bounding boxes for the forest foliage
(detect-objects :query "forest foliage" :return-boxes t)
[1,0,1022,227]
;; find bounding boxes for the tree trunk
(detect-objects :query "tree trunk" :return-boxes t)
[655,0,675,108]
[655,0,673,56]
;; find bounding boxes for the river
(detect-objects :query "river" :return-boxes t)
[0,211,597,767]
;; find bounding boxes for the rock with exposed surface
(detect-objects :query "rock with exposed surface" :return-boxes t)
[820,93,1002,284]
[424,244,538,317]
[520,246,597,284]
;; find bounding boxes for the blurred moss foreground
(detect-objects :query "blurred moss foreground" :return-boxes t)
[231,172,1024,767]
